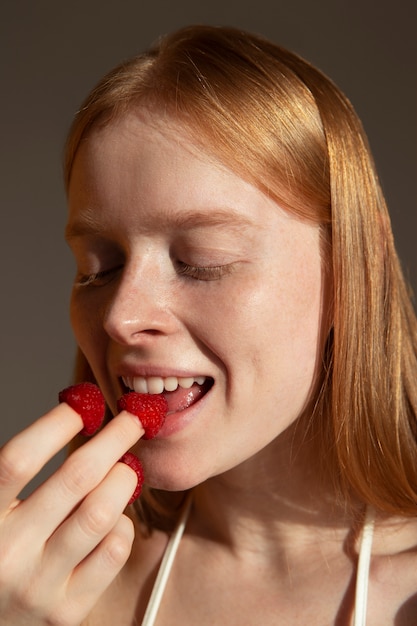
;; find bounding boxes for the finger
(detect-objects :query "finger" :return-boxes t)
[5,514,135,626]
[11,411,143,541]
[0,403,83,513]
[63,515,135,624]
[44,461,138,575]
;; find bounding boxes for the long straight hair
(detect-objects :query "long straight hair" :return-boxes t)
[65,25,417,521]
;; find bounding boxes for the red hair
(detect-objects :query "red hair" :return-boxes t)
[65,25,417,519]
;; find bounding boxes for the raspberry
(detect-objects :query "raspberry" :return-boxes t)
[59,382,106,436]
[117,392,168,439]
[119,452,144,504]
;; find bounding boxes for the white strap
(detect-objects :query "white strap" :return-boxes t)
[141,495,192,626]
[141,498,374,626]
[353,505,375,626]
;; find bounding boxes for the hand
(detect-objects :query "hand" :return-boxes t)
[0,403,144,625]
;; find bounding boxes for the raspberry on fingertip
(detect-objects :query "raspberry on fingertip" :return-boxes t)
[117,392,168,439]
[58,382,106,436]
[119,452,144,504]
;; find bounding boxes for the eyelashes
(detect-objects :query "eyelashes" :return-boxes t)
[175,262,234,281]
[75,266,123,288]
[75,261,234,288]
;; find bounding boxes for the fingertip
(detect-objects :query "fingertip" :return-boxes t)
[116,410,146,437]
[55,401,84,427]
[119,453,144,504]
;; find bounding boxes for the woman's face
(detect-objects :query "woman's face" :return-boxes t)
[67,111,326,490]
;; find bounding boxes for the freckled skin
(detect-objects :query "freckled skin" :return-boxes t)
[67,110,326,491]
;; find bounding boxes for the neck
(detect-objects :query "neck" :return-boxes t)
[191,423,362,562]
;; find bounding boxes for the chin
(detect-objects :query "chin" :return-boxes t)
[144,473,202,493]
[139,452,210,492]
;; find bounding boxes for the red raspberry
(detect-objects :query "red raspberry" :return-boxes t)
[119,452,144,504]
[59,382,106,436]
[117,392,168,439]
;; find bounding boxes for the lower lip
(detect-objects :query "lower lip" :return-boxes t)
[154,388,212,438]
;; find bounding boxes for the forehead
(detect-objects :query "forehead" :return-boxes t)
[67,110,295,237]
[74,109,221,173]
[70,110,244,198]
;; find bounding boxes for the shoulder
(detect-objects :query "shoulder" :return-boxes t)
[368,515,417,626]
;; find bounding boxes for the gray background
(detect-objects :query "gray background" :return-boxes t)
[1,0,416,494]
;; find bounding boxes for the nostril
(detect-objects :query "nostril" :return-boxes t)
[104,309,177,345]
[103,279,181,344]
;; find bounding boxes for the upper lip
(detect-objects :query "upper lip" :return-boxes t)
[117,365,212,379]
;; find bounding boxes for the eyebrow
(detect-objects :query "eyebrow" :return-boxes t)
[167,208,256,231]
[65,214,107,243]
[65,207,257,242]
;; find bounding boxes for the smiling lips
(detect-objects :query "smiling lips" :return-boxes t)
[58,378,210,504]
[122,375,212,413]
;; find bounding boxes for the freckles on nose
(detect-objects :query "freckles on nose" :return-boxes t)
[102,278,178,343]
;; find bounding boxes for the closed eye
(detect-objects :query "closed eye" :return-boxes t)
[176,262,234,281]
[75,265,123,287]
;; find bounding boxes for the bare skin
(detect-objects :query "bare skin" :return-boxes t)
[1,408,415,625]
[83,456,417,626]
[85,427,417,626]
[0,404,145,625]
[0,111,415,625]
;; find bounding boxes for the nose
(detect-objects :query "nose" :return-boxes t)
[103,264,179,345]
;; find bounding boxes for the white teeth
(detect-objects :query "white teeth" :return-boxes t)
[147,376,165,394]
[164,376,179,392]
[178,377,194,389]
[134,377,148,393]
[122,375,207,395]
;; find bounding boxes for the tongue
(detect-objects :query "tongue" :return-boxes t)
[163,382,207,413]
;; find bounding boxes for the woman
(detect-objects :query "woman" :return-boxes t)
[0,25,416,625]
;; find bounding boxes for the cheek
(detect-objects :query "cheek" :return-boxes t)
[271,272,323,373]
[233,259,324,392]
[70,293,104,359]
[182,252,323,358]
